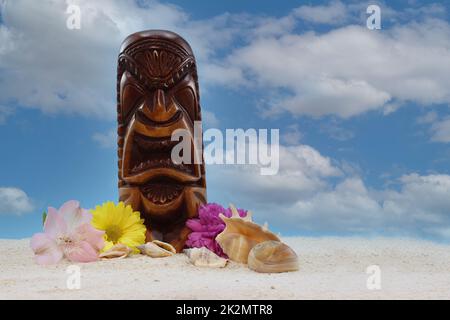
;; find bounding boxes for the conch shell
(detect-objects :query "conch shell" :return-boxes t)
[184,247,227,268]
[248,240,299,273]
[99,243,132,259]
[215,204,280,264]
[138,240,176,258]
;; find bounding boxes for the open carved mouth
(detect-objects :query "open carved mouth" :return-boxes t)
[129,133,195,176]
[140,179,184,205]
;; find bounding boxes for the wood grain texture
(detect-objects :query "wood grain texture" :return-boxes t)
[117,30,207,252]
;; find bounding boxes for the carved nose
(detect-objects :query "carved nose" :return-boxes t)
[141,89,179,123]
[153,89,166,114]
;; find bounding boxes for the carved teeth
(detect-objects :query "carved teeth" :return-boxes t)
[131,157,194,175]
[142,183,183,204]
[134,136,179,152]
[130,135,197,174]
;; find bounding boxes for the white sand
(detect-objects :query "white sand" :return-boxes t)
[1,237,449,299]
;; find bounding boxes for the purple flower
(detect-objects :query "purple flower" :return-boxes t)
[186,203,247,257]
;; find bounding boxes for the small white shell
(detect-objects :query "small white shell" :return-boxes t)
[184,247,227,268]
[138,240,176,258]
[248,240,299,273]
[99,243,132,259]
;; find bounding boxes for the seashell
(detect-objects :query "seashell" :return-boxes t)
[184,247,227,268]
[99,243,132,259]
[248,240,299,273]
[215,204,280,264]
[138,240,176,258]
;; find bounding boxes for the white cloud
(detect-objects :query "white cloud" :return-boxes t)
[403,3,447,19]
[0,106,13,124]
[281,124,302,145]
[208,143,342,204]
[207,140,450,240]
[1,0,124,118]
[2,1,449,121]
[382,174,450,226]
[320,121,354,141]
[0,0,242,119]
[292,1,447,27]
[294,0,349,25]
[92,129,116,148]
[431,118,450,143]
[228,18,450,118]
[417,111,438,124]
[202,110,219,128]
[248,14,298,38]
[0,187,33,215]
[284,173,450,237]
[288,177,383,232]
[200,63,245,87]
[416,111,450,143]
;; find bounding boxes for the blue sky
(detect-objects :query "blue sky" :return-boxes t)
[1,0,450,241]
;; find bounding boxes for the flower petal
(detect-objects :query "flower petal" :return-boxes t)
[30,233,63,265]
[65,241,99,263]
[185,203,245,257]
[102,240,115,252]
[76,223,105,251]
[59,200,80,214]
[44,207,67,238]
[60,200,92,231]
[186,219,203,232]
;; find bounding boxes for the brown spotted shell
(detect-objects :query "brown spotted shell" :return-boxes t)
[215,204,280,264]
[248,240,299,273]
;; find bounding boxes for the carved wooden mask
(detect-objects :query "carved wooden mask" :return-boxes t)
[117,30,207,252]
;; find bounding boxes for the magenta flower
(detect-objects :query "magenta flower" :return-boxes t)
[30,200,105,265]
[186,203,247,257]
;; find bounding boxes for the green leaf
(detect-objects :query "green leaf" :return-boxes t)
[42,211,47,226]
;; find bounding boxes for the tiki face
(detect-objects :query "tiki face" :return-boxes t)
[117,30,206,252]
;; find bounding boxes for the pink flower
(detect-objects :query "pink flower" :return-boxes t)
[186,203,247,257]
[30,200,105,265]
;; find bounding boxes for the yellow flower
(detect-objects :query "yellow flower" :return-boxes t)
[91,201,146,253]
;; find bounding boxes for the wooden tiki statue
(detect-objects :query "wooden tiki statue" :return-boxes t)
[117,30,207,252]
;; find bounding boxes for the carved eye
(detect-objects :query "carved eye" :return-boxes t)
[121,84,144,121]
[174,87,196,120]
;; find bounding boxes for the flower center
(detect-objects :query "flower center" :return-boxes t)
[105,225,123,243]
[56,235,74,246]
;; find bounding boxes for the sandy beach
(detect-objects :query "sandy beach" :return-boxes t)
[1,237,449,299]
